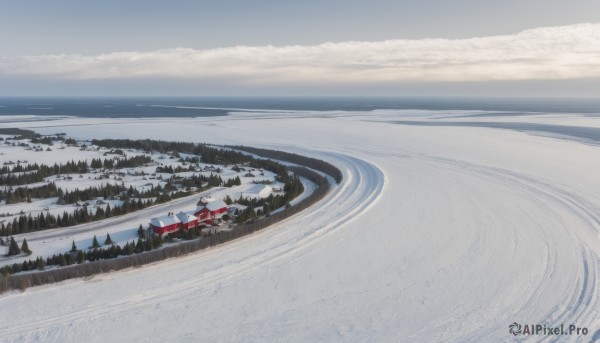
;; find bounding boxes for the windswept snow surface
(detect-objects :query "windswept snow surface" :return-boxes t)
[2,110,600,341]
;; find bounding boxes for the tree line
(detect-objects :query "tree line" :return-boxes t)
[0,225,211,277]
[229,145,343,183]
[0,198,153,236]
[91,139,253,165]
[0,154,153,187]
[89,154,152,169]
[0,160,88,186]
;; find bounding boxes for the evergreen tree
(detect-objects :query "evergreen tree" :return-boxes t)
[104,233,113,245]
[91,235,100,248]
[71,240,78,253]
[7,237,21,256]
[137,224,146,239]
[20,238,32,255]
[36,257,45,270]
[76,250,85,264]
[134,239,144,254]
[126,241,135,255]
[58,253,67,266]
[152,235,163,249]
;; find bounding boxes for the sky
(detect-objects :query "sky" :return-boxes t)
[1,0,599,97]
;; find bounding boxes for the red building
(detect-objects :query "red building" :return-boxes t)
[176,211,199,231]
[150,213,181,236]
[194,198,228,225]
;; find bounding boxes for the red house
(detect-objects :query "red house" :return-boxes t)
[176,211,199,231]
[194,198,228,225]
[150,213,181,236]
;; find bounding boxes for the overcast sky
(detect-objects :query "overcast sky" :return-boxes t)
[1,0,599,96]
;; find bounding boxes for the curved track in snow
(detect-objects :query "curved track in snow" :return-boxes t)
[396,154,600,341]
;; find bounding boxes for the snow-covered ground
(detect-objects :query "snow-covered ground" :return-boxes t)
[1,109,600,341]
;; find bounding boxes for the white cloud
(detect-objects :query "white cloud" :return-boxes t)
[1,23,600,84]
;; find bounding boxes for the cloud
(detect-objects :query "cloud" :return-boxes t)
[1,23,600,84]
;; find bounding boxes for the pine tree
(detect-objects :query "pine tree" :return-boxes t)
[104,233,113,245]
[36,257,45,270]
[58,253,67,266]
[71,240,78,253]
[126,241,135,255]
[134,239,144,254]
[91,235,100,248]
[76,250,85,264]
[7,237,21,256]
[20,238,32,255]
[137,224,146,239]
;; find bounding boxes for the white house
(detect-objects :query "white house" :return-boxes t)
[242,184,273,199]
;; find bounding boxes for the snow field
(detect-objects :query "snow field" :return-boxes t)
[0,109,599,341]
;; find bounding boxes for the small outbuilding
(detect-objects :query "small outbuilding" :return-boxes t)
[242,184,273,199]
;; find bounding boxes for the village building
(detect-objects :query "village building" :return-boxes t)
[194,196,228,224]
[149,212,181,236]
[175,211,199,231]
[242,184,273,199]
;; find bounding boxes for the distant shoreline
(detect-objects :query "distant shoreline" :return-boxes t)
[1,96,600,118]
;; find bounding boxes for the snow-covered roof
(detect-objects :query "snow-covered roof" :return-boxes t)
[150,214,181,227]
[243,184,273,198]
[205,200,227,211]
[199,196,215,203]
[175,211,198,223]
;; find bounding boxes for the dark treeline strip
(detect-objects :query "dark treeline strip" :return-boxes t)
[1,199,153,236]
[1,182,59,204]
[0,165,333,293]
[0,164,38,175]
[0,154,153,186]
[0,160,88,186]
[92,139,252,165]
[89,154,152,169]
[1,235,166,277]
[228,145,343,184]
[0,128,36,137]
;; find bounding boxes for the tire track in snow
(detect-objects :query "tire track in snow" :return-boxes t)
[407,154,600,341]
